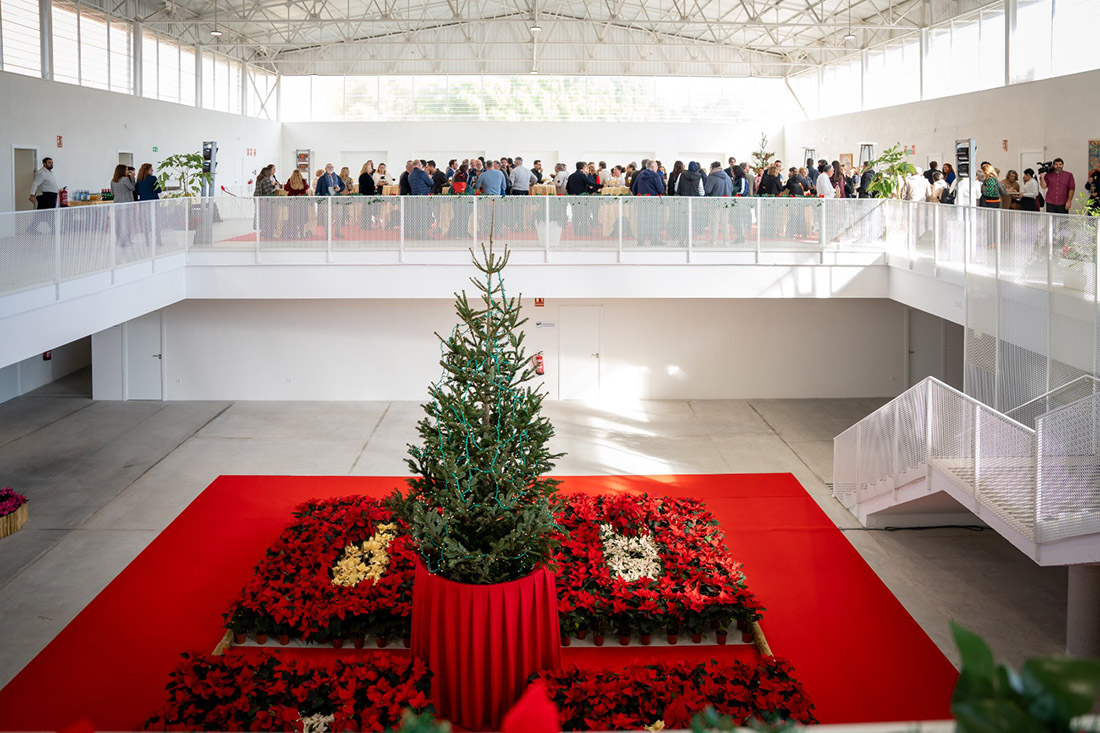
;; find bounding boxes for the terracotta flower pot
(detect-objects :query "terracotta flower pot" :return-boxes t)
[332,638,345,649]
[353,638,364,649]
[667,633,679,645]
[618,634,630,646]
[576,629,587,640]
[640,634,652,646]
[233,633,246,645]
[376,636,389,648]
[255,633,268,645]
[561,635,571,647]
[691,632,703,644]
[403,636,411,649]
[278,634,290,646]
[593,634,605,647]
[716,631,728,646]
[742,629,754,643]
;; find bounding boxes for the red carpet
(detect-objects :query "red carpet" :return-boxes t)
[0,474,956,731]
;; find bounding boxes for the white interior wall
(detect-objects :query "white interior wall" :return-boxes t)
[784,68,1100,186]
[0,71,283,212]
[0,337,90,402]
[152,298,905,401]
[282,122,784,180]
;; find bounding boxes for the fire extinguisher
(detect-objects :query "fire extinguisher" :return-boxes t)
[59,187,69,207]
[531,352,545,376]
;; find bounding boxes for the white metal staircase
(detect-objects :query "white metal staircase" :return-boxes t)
[833,377,1100,566]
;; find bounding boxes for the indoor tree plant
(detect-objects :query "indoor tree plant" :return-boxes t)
[864,143,917,199]
[389,241,565,729]
[155,152,213,198]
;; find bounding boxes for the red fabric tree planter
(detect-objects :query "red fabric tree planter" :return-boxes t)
[411,560,562,730]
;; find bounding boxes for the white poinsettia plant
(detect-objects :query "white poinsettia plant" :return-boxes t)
[300,712,335,733]
[599,523,662,583]
[331,523,398,587]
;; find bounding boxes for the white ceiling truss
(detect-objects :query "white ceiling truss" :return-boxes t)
[129,0,1002,76]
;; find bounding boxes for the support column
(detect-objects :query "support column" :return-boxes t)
[1067,564,1100,658]
[39,0,53,81]
[132,20,142,97]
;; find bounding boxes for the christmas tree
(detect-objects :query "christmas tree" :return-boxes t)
[389,243,564,585]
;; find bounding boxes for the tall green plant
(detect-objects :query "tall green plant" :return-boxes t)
[865,143,917,199]
[156,152,213,197]
[951,622,1100,732]
[388,243,564,585]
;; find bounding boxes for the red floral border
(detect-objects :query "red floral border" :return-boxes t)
[143,653,433,731]
[535,658,817,730]
[225,493,762,644]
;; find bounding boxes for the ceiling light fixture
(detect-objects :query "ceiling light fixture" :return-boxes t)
[211,0,222,37]
[843,0,855,41]
[529,23,542,33]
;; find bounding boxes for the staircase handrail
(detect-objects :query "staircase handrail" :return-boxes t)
[1004,375,1100,421]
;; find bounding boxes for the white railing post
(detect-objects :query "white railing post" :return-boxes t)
[818,198,826,250]
[399,196,405,263]
[754,201,761,264]
[855,422,863,504]
[687,198,693,257]
[907,203,915,268]
[544,197,551,263]
[757,198,764,253]
[108,205,117,284]
[150,201,158,272]
[254,199,261,263]
[892,402,900,495]
[973,402,982,508]
[617,197,623,263]
[925,381,934,490]
[184,199,191,255]
[932,204,940,277]
[53,208,62,300]
[472,196,478,249]
[323,197,332,254]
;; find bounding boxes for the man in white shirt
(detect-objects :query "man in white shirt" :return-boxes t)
[27,157,60,234]
[29,157,60,208]
[553,163,569,196]
[816,164,835,198]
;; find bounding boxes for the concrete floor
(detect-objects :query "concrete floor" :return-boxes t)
[0,367,1068,692]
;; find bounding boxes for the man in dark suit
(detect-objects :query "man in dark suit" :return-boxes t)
[565,162,599,235]
[859,162,875,198]
[566,161,598,195]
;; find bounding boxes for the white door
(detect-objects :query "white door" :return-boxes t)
[118,151,134,167]
[13,147,38,212]
[1020,149,1044,178]
[126,312,163,400]
[559,306,602,400]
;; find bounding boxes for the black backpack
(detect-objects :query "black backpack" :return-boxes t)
[940,187,956,205]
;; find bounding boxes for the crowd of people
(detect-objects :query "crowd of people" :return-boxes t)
[246,153,1098,217]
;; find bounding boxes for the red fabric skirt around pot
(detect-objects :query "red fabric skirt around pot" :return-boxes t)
[411,559,562,730]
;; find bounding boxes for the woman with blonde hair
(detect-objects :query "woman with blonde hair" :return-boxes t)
[978,163,1005,208]
[1002,169,1021,209]
[358,161,376,196]
[283,169,310,239]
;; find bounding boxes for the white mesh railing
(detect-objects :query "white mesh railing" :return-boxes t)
[1037,393,1100,543]
[835,377,1041,541]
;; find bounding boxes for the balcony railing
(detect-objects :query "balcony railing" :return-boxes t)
[0,195,1096,302]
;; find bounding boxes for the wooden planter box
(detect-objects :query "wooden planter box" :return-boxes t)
[0,504,28,539]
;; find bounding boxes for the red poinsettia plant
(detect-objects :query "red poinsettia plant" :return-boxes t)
[225,493,763,645]
[224,496,417,643]
[534,658,816,730]
[552,493,763,639]
[0,488,27,517]
[144,652,433,731]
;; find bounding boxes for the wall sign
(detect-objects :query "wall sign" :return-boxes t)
[56,136,63,148]
[534,298,545,307]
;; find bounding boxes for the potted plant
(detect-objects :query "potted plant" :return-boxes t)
[0,488,29,540]
[864,143,917,199]
[950,621,1100,732]
[389,243,565,730]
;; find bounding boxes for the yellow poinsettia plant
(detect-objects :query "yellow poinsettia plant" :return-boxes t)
[332,523,399,587]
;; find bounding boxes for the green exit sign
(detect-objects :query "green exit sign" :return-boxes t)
[152,146,158,152]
